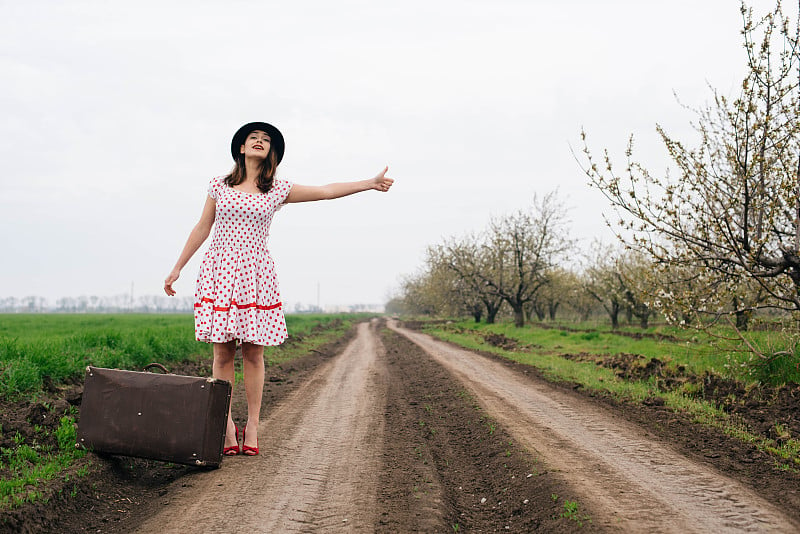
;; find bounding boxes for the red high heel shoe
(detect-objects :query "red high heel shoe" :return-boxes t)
[223,425,240,456]
[242,426,259,456]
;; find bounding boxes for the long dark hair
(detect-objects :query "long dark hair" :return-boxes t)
[224,146,279,193]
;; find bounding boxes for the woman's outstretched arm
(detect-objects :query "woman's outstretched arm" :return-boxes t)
[164,196,216,296]
[285,166,393,204]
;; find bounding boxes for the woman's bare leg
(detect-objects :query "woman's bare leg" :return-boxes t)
[241,342,265,449]
[213,340,238,448]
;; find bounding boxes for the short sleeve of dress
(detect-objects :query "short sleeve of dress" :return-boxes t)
[208,176,224,200]
[272,179,293,205]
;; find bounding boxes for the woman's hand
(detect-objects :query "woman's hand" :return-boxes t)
[371,166,394,192]
[164,269,180,296]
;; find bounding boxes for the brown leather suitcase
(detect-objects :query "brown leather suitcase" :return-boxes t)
[76,364,232,468]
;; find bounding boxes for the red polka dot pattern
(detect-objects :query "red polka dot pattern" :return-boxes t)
[193,176,293,346]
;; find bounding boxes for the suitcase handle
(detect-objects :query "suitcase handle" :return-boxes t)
[143,363,170,374]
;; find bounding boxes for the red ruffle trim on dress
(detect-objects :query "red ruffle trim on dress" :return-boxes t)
[194,296,282,312]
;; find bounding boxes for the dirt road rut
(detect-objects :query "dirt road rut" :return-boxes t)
[389,321,799,533]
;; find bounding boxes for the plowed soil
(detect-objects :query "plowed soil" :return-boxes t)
[3,318,800,533]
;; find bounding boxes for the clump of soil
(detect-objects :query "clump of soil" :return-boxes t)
[698,374,800,442]
[482,332,520,351]
[562,351,689,387]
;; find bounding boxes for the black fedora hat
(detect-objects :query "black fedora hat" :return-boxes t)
[230,122,285,164]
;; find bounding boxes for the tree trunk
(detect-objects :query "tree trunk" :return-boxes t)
[609,300,620,329]
[735,309,750,331]
[529,300,545,321]
[484,298,501,324]
[732,296,750,331]
[511,303,525,327]
[548,302,559,321]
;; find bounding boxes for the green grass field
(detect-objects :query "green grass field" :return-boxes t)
[0,314,207,398]
[0,313,365,400]
[0,312,369,511]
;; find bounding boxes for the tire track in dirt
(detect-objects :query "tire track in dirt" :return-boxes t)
[390,321,799,533]
[133,320,388,533]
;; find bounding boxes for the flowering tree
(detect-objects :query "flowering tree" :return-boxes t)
[580,1,800,325]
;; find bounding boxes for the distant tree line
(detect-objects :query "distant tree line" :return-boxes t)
[0,295,195,313]
[0,296,383,314]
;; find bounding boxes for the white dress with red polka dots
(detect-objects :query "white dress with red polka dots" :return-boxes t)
[194,176,293,346]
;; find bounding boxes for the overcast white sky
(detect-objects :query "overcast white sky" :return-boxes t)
[0,0,788,309]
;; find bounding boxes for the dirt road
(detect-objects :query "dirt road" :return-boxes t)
[118,319,799,533]
[389,321,799,533]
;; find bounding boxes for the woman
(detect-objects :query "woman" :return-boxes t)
[164,121,393,456]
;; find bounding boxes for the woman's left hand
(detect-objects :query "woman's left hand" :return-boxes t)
[371,166,394,192]
[164,269,180,296]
